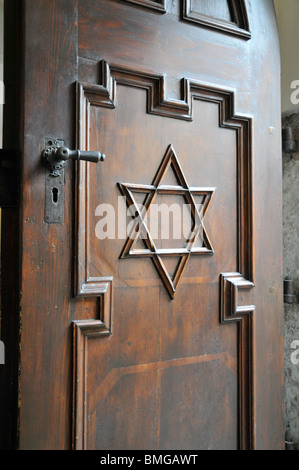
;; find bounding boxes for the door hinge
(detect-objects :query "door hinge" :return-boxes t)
[282,127,297,154]
[284,277,297,304]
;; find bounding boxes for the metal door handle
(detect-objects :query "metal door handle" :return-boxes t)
[55,147,105,164]
[42,138,106,224]
[41,139,105,177]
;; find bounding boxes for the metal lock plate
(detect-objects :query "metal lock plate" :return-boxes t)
[42,137,104,224]
[45,171,65,224]
[44,138,65,224]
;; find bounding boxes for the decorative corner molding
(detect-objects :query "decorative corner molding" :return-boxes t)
[220,272,255,450]
[220,272,255,322]
[78,61,116,110]
[77,276,113,332]
[79,60,192,122]
[72,276,113,450]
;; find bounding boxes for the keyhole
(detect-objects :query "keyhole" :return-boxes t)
[52,187,59,204]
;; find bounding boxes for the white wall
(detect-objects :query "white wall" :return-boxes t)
[274,0,299,115]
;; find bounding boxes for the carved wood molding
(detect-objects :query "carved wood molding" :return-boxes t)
[220,272,255,449]
[182,0,251,39]
[72,277,113,450]
[220,273,255,321]
[79,60,192,121]
[122,0,166,13]
[73,60,254,450]
[77,60,253,283]
[118,144,216,299]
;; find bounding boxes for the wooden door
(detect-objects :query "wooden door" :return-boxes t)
[1,0,284,450]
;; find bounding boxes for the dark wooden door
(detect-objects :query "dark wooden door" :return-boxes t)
[1,0,284,450]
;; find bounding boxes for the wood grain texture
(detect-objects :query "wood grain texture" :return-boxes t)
[4,0,284,451]
[17,0,79,449]
[74,56,253,448]
[73,277,112,449]
[77,59,253,294]
[117,143,216,298]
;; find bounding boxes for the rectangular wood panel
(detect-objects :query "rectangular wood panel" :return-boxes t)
[73,55,254,449]
[123,0,166,12]
[186,0,233,22]
[183,0,251,38]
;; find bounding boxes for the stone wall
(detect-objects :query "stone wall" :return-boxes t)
[282,113,299,449]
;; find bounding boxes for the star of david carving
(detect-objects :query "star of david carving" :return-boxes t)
[118,145,216,299]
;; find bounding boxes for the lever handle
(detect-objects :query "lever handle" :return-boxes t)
[56,147,105,164]
[42,140,105,176]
